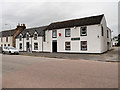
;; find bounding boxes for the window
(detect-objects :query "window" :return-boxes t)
[1,44,3,47]
[1,37,2,42]
[80,27,87,36]
[6,37,8,42]
[34,43,38,50]
[43,30,46,42]
[52,30,57,38]
[81,41,87,51]
[65,28,71,37]
[34,34,37,40]
[65,42,71,50]
[101,26,104,36]
[19,43,22,49]
[26,34,29,40]
[19,35,22,41]
[107,30,109,38]
[4,44,6,47]
[8,44,10,46]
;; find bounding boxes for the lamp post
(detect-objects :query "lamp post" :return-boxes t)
[4,24,12,46]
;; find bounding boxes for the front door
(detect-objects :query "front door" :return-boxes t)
[107,42,110,50]
[52,40,57,52]
[26,42,29,51]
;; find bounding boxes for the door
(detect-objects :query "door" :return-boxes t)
[52,40,57,52]
[107,42,110,50]
[26,42,29,51]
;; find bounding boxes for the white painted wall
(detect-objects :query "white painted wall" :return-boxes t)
[16,36,43,52]
[0,36,13,47]
[43,20,112,53]
[43,25,103,53]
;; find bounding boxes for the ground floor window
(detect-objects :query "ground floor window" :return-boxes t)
[81,41,87,51]
[34,43,38,50]
[4,44,6,47]
[19,43,22,49]
[8,44,10,46]
[65,42,71,50]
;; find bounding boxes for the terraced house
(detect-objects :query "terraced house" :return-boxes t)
[0,24,26,48]
[15,14,112,53]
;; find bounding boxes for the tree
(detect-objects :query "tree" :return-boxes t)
[118,34,120,46]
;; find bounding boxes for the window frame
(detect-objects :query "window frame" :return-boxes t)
[107,30,109,38]
[81,41,87,51]
[65,28,71,37]
[19,35,22,41]
[34,33,38,40]
[6,37,8,42]
[34,43,38,50]
[101,25,104,36]
[80,26,87,36]
[65,42,71,50]
[52,30,57,38]
[26,34,29,40]
[19,43,22,49]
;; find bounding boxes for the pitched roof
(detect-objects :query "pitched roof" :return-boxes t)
[16,26,47,38]
[0,29,16,37]
[47,14,104,30]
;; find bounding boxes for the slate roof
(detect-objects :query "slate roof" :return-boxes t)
[0,29,16,37]
[16,26,47,38]
[47,14,104,30]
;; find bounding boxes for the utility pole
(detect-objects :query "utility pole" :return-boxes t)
[4,24,12,46]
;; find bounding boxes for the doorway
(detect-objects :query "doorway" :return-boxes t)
[52,40,57,52]
[107,42,110,50]
[26,42,30,51]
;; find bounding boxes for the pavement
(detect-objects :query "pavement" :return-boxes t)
[2,54,118,88]
[20,47,119,62]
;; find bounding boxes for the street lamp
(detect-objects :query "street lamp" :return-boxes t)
[4,24,12,46]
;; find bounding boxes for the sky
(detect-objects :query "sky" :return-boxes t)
[0,0,119,37]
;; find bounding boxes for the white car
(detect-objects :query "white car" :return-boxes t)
[2,46,19,55]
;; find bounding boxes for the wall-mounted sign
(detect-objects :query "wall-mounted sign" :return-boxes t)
[59,33,61,36]
[71,37,80,40]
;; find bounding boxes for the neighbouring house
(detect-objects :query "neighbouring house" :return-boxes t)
[15,26,47,52]
[112,36,118,46]
[15,14,112,53]
[0,24,26,48]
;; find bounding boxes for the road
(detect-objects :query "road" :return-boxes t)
[2,54,118,88]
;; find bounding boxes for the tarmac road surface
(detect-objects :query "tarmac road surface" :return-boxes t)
[2,54,118,88]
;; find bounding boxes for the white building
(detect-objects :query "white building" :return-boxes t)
[112,36,118,46]
[15,26,47,52]
[16,14,112,53]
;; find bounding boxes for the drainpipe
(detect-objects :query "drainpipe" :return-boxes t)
[31,36,32,53]
[42,36,43,52]
[23,38,24,51]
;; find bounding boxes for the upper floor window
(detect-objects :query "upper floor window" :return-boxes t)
[52,30,57,38]
[34,34,37,40]
[19,35,22,41]
[43,30,46,42]
[1,38,2,42]
[101,26,104,36]
[107,30,109,38]
[6,37,8,42]
[80,27,87,36]
[81,41,87,51]
[26,34,29,40]
[65,28,71,37]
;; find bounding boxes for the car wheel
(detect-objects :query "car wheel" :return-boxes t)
[9,51,12,55]
[2,51,5,54]
[16,53,19,55]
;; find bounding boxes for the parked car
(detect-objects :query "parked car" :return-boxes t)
[2,46,19,55]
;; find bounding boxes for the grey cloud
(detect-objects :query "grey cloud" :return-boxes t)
[1,1,118,37]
